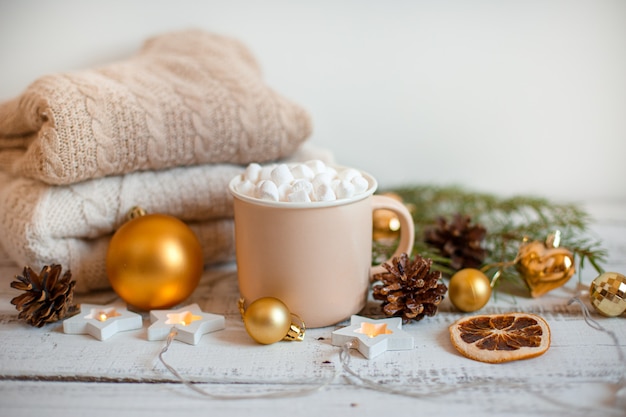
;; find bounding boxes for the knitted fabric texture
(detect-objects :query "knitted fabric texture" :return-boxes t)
[0,29,322,292]
[0,29,312,185]
[0,145,333,292]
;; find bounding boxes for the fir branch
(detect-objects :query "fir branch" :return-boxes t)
[374,185,607,293]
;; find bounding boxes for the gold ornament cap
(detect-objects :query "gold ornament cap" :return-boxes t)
[126,206,147,220]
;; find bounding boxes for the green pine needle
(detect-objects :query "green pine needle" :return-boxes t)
[372,185,607,292]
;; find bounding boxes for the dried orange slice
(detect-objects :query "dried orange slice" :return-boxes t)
[449,313,550,363]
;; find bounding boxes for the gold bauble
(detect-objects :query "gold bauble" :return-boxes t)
[373,192,404,241]
[106,213,203,311]
[241,297,292,345]
[448,268,492,312]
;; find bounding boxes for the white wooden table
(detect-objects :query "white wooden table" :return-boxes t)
[1,202,625,417]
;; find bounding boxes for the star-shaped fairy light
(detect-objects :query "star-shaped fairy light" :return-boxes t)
[331,315,414,359]
[63,303,142,341]
[148,303,225,345]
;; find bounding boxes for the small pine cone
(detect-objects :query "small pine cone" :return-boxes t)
[372,253,447,322]
[10,264,77,327]
[424,213,487,270]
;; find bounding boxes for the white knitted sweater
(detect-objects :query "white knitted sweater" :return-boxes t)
[0,144,331,292]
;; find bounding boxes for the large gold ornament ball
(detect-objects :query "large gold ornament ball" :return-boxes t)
[589,272,626,317]
[242,297,291,344]
[106,214,203,311]
[449,268,492,312]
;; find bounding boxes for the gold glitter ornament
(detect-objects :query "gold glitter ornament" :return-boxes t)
[589,272,626,317]
[238,297,305,344]
[448,268,492,312]
[106,209,203,311]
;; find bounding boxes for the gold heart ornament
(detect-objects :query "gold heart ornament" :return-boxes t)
[515,235,575,297]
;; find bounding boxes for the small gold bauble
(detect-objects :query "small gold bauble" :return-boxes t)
[589,272,626,317]
[106,213,203,311]
[448,268,492,312]
[241,297,292,345]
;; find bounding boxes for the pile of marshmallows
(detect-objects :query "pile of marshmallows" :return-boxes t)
[234,160,371,203]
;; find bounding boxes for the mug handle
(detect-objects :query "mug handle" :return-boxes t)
[370,195,415,277]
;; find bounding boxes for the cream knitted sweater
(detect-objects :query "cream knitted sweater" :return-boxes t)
[0,30,312,185]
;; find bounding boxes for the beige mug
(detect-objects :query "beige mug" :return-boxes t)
[228,167,414,328]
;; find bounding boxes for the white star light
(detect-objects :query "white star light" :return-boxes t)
[331,315,414,359]
[147,303,225,345]
[62,304,143,341]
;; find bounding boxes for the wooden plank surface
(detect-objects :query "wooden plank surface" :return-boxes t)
[0,203,625,417]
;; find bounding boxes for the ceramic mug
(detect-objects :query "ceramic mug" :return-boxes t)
[228,167,414,328]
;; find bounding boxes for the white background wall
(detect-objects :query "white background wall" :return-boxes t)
[1,0,625,204]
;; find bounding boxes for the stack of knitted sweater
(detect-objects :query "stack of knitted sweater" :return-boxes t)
[0,30,322,292]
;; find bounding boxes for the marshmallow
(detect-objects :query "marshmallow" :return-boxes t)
[287,189,311,203]
[291,179,314,195]
[325,166,338,179]
[277,183,292,201]
[305,160,327,174]
[290,163,315,180]
[237,160,369,203]
[256,180,279,201]
[351,175,369,194]
[315,183,336,202]
[244,163,262,183]
[312,172,333,189]
[235,179,256,196]
[259,165,275,181]
[334,180,355,199]
[338,168,361,182]
[271,164,294,185]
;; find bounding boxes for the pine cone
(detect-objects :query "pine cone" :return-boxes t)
[424,213,487,270]
[372,253,447,322]
[10,264,77,327]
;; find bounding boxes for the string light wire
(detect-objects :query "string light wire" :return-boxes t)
[339,333,624,416]
[158,328,338,399]
[158,302,625,415]
[568,297,626,410]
